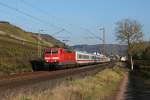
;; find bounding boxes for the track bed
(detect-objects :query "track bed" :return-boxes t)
[0,62,114,99]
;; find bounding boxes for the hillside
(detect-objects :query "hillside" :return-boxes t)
[72,44,127,56]
[0,21,65,47]
[0,21,65,75]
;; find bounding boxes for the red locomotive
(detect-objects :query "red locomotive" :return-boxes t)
[44,48,76,65]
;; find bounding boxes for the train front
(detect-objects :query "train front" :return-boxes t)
[44,48,60,65]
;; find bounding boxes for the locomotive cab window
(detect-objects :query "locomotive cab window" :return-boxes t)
[45,50,51,54]
[45,50,58,54]
[51,50,58,54]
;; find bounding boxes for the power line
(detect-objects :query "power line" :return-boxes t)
[0,1,45,25]
[0,1,100,45]
[51,29,65,36]
[0,1,71,35]
[20,0,74,36]
[21,0,49,16]
[0,1,43,31]
[80,27,102,40]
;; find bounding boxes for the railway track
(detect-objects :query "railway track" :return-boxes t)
[0,62,115,98]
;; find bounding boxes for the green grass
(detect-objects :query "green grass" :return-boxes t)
[0,37,44,75]
[7,66,126,100]
[70,67,124,100]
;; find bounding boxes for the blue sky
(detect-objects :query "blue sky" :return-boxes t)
[0,0,150,45]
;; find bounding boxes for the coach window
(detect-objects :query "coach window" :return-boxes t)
[87,56,89,59]
[77,55,79,59]
[79,55,82,59]
[92,56,95,60]
[84,55,89,59]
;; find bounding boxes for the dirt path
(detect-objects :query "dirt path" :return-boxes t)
[115,71,128,100]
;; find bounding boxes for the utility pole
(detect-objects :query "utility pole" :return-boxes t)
[38,29,44,58]
[100,27,105,55]
[62,39,69,48]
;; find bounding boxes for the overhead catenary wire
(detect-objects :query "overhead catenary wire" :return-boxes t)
[20,0,73,36]
[51,29,65,36]
[79,27,102,41]
[20,0,98,44]
[0,1,43,31]
[0,1,72,36]
[0,1,101,45]
[21,0,49,16]
[0,1,46,25]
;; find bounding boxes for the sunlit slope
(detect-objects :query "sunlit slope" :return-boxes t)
[0,22,36,43]
[0,36,37,75]
[0,22,65,75]
[0,22,65,47]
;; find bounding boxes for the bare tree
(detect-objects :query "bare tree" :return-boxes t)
[115,19,144,70]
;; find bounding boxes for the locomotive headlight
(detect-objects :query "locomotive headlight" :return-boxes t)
[52,57,59,59]
[45,57,50,60]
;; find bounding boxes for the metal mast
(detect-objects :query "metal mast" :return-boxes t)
[100,27,105,55]
[38,29,44,58]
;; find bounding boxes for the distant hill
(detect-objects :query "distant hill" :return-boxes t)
[72,44,127,56]
[0,21,65,75]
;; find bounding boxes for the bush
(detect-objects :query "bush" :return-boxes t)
[143,46,150,60]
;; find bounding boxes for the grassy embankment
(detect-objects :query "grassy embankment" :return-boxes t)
[0,36,39,75]
[9,66,126,100]
[0,23,44,75]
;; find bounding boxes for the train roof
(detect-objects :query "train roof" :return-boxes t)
[45,47,75,52]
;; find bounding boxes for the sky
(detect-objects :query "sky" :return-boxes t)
[0,0,150,45]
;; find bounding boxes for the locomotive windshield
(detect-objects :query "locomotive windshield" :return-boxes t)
[51,50,58,54]
[45,49,58,54]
